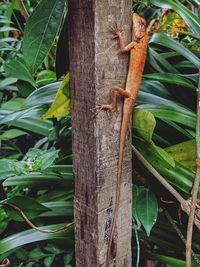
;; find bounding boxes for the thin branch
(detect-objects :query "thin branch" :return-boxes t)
[132,145,200,231]
[4,203,74,233]
[132,145,186,204]
[17,0,29,21]
[164,209,200,266]
[186,69,200,267]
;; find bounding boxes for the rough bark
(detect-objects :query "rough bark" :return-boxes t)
[69,1,132,266]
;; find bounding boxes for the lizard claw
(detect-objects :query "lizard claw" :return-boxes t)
[109,24,123,39]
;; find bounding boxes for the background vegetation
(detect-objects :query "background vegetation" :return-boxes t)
[0,0,199,266]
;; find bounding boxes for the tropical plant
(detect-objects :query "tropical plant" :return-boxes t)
[0,0,199,266]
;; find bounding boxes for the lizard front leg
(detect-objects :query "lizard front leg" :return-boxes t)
[96,86,131,111]
[111,27,137,52]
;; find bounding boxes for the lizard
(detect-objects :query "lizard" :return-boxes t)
[96,13,153,267]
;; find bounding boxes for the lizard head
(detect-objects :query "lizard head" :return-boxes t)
[132,13,147,40]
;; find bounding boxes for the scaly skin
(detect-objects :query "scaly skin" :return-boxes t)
[97,13,148,267]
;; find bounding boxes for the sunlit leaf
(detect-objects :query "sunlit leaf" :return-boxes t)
[42,73,70,119]
[133,108,156,142]
[165,139,196,170]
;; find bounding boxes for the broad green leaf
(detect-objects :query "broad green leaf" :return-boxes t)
[150,33,200,68]
[153,145,175,167]
[1,98,24,111]
[0,159,19,180]
[133,108,156,142]
[148,47,178,73]
[0,106,45,125]
[0,26,18,32]
[135,142,199,198]
[25,82,61,107]
[64,254,73,265]
[144,73,196,90]
[136,189,158,236]
[4,58,35,86]
[3,172,73,187]
[44,255,55,267]
[152,254,199,267]
[40,150,59,170]
[0,129,27,140]
[150,0,200,35]
[0,209,8,234]
[42,73,71,119]
[0,78,17,89]
[0,224,74,254]
[132,185,146,228]
[23,0,66,74]
[8,118,54,137]
[5,196,50,221]
[36,70,57,86]
[28,248,45,259]
[40,201,73,217]
[165,139,196,170]
[139,106,196,129]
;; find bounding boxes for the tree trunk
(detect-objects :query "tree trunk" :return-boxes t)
[69,1,132,266]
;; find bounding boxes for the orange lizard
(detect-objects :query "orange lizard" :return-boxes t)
[97,13,153,267]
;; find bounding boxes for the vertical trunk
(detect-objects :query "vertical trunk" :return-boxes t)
[69,1,132,266]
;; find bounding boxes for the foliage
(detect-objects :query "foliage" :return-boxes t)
[0,0,199,266]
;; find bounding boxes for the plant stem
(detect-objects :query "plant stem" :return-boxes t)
[131,145,200,231]
[4,203,74,233]
[132,145,185,204]
[186,70,200,267]
[17,0,29,21]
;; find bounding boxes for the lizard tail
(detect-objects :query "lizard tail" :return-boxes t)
[105,114,130,267]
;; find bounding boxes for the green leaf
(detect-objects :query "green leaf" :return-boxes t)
[150,0,200,35]
[0,78,17,89]
[40,150,59,170]
[28,247,45,259]
[152,254,199,267]
[132,185,146,228]
[136,189,158,236]
[154,145,175,167]
[0,209,8,234]
[0,159,19,180]
[0,129,27,140]
[133,108,156,142]
[44,255,55,267]
[4,58,35,86]
[144,73,196,90]
[64,254,73,265]
[25,82,60,107]
[5,196,50,221]
[135,142,198,198]
[140,106,196,129]
[8,118,53,137]
[3,172,73,187]
[0,224,73,254]
[165,139,196,170]
[36,70,57,86]
[23,0,66,74]
[150,33,200,68]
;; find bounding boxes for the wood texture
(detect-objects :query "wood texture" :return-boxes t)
[69,1,132,266]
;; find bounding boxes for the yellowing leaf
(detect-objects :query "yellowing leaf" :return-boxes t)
[42,73,70,119]
[133,108,156,143]
[165,139,196,170]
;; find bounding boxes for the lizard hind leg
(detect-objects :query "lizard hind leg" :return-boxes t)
[96,86,131,111]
